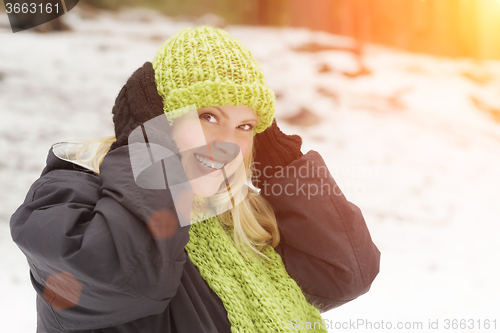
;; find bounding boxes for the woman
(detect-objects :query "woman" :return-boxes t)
[10,26,380,333]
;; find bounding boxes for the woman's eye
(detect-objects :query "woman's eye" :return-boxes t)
[200,113,217,123]
[239,124,253,131]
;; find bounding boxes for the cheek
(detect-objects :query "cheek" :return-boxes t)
[174,132,196,151]
[237,136,253,160]
[172,123,206,151]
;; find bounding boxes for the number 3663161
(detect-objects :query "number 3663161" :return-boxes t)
[5,2,60,14]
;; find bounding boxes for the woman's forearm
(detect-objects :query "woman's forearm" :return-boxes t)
[261,150,381,312]
[10,146,190,330]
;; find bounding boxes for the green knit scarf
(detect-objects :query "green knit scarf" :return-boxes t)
[185,215,328,333]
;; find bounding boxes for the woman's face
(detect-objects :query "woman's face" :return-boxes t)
[171,105,258,197]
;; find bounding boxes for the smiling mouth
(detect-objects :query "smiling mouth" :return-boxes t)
[194,153,225,170]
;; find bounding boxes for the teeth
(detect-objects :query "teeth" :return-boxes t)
[195,153,224,170]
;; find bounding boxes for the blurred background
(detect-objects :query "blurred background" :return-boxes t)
[85,0,500,59]
[1,0,499,332]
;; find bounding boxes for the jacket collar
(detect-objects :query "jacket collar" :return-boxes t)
[41,142,100,177]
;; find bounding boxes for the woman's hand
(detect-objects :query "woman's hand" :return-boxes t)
[110,62,171,152]
[252,118,303,188]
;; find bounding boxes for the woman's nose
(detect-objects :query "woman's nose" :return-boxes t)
[211,141,239,157]
[210,128,239,157]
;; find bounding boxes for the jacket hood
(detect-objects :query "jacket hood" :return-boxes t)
[49,141,101,174]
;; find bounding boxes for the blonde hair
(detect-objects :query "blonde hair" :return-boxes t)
[73,136,280,257]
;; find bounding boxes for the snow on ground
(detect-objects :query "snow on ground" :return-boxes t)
[1,6,500,332]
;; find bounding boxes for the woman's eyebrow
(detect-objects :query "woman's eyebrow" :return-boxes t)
[213,106,228,119]
[213,106,257,123]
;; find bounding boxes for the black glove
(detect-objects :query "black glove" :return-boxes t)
[109,62,167,151]
[252,118,303,186]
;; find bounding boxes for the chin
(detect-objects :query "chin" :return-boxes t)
[189,177,224,198]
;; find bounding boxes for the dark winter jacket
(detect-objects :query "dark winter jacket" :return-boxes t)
[10,143,381,333]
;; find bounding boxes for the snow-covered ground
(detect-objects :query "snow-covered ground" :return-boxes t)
[1,6,500,332]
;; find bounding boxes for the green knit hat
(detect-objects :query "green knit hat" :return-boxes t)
[152,25,275,134]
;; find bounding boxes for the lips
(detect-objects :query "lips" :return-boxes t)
[194,153,225,170]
